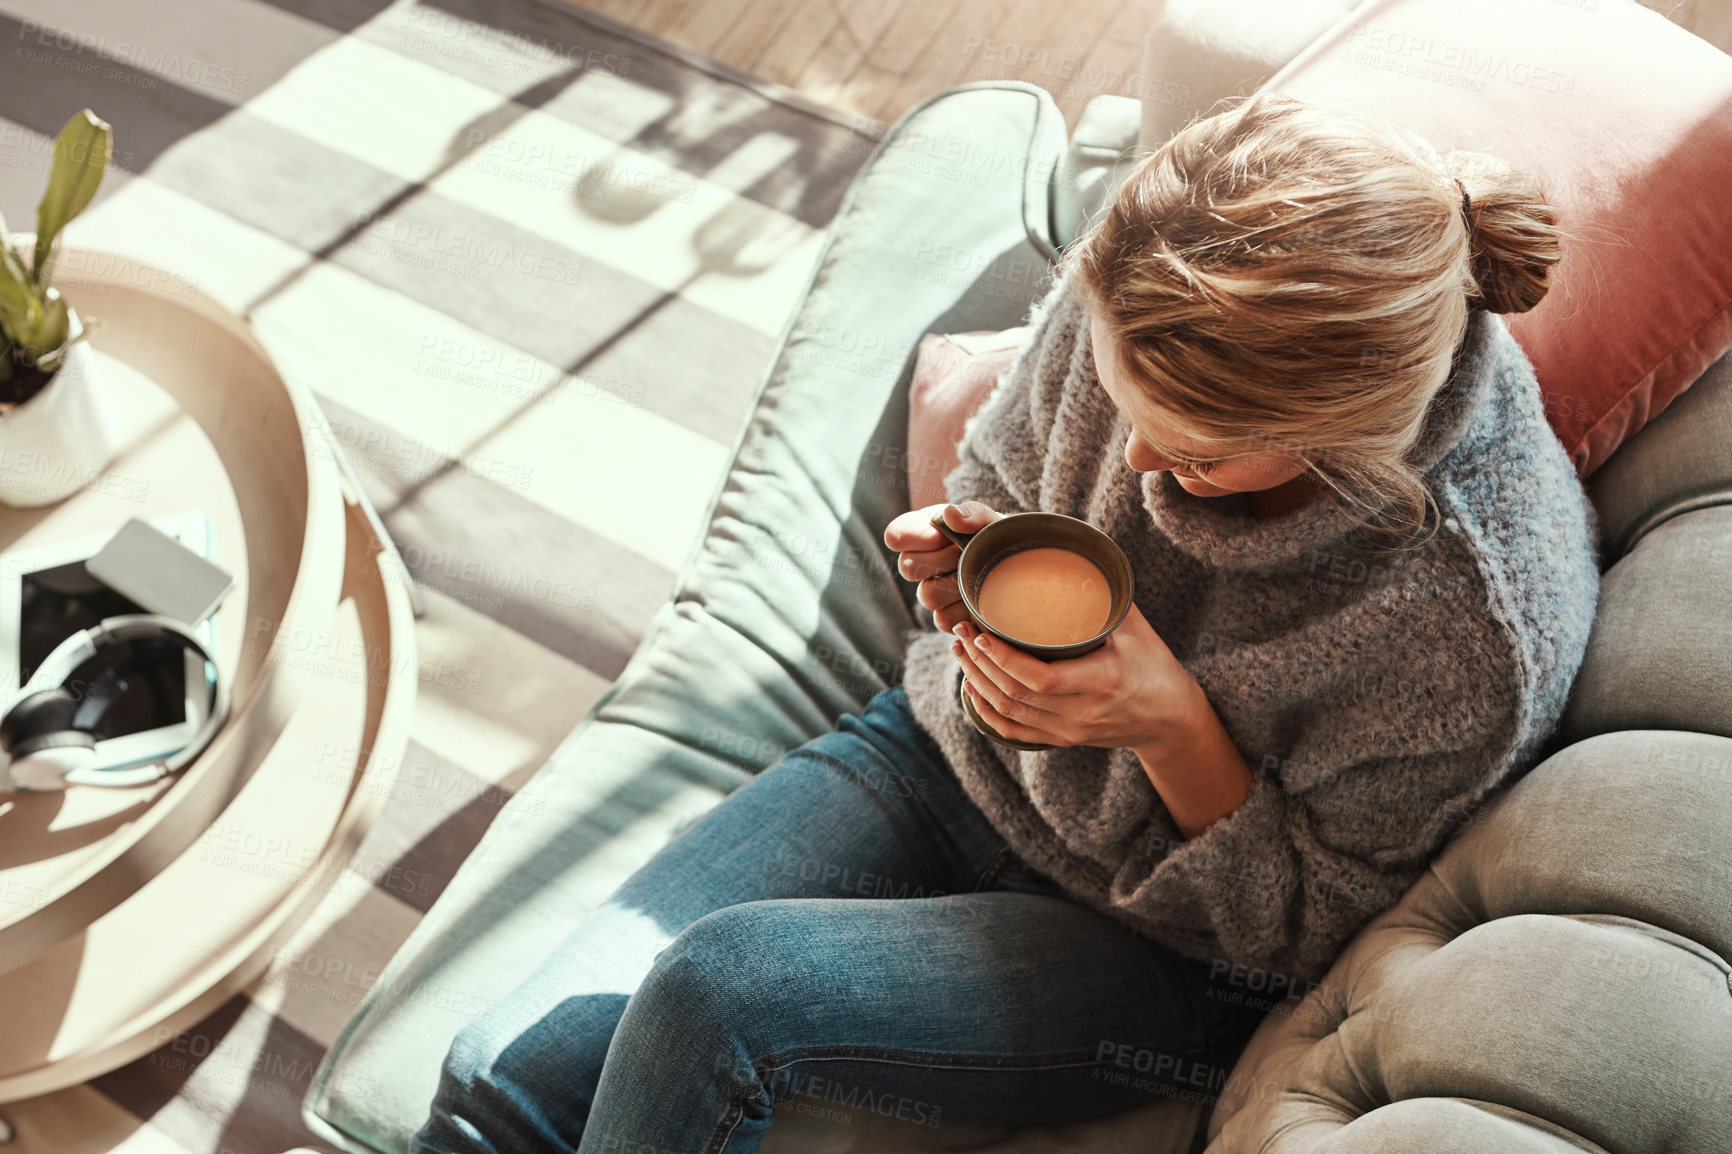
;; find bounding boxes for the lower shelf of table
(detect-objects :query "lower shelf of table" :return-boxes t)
[0,495,417,1099]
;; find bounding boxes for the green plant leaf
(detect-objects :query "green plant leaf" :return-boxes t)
[33,109,111,288]
[31,311,94,374]
[0,288,69,365]
[0,234,44,350]
[28,291,71,357]
[0,206,39,331]
[0,209,14,385]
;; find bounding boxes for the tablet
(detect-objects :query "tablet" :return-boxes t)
[0,511,218,777]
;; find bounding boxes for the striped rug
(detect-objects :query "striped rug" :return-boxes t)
[0,0,878,1149]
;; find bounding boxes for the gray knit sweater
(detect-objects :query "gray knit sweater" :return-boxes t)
[900,273,1601,984]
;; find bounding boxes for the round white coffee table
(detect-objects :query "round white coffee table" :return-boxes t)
[0,248,418,1100]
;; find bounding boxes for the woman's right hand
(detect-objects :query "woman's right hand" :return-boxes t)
[883,500,1005,635]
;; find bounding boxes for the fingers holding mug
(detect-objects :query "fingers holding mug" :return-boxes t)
[899,546,959,583]
[921,500,1005,550]
[931,599,975,638]
[916,571,960,611]
[885,502,969,554]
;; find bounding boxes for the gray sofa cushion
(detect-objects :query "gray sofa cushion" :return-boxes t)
[302,81,1074,1154]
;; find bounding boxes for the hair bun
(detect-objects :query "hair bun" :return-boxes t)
[1443,150,1563,315]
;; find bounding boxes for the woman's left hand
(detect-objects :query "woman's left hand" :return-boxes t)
[950,604,1203,751]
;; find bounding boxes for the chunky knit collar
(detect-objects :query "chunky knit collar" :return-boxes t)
[1107,307,1502,573]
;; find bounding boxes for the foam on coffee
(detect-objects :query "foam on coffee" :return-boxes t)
[976,546,1113,646]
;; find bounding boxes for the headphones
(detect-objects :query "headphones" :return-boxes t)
[0,614,228,792]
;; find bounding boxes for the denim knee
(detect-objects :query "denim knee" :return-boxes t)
[622,903,818,1091]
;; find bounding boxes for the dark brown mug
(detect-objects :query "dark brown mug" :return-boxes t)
[929,508,1135,752]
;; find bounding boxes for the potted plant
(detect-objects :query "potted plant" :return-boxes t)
[0,109,120,508]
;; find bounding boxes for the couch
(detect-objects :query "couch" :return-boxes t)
[299,1,1732,1151]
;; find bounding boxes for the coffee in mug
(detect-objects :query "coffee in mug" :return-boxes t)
[976,547,1113,646]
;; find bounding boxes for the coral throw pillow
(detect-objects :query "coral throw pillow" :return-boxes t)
[1264,0,1732,476]
[906,328,1028,510]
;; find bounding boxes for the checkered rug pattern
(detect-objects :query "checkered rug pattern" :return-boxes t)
[0,0,876,1148]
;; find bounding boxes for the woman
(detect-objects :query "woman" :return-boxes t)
[411,91,1599,1154]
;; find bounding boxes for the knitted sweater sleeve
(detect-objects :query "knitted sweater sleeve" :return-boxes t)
[1112,579,1529,984]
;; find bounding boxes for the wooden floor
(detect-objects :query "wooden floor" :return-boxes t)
[570,0,1732,128]
[571,0,1163,127]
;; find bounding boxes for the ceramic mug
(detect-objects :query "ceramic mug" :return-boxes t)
[929,508,1135,751]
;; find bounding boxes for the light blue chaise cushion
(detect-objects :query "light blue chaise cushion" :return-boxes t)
[303,81,1072,1154]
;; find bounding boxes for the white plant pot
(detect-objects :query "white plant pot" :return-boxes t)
[0,310,121,509]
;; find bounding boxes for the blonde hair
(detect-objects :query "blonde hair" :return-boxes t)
[1061,90,1563,544]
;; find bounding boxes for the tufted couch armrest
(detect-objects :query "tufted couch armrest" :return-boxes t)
[1586,347,1732,562]
[1556,347,1732,748]
[1207,728,1732,1151]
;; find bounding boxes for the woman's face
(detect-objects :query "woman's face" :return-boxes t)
[1088,310,1310,497]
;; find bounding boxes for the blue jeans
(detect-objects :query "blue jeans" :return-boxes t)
[410,685,1272,1154]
